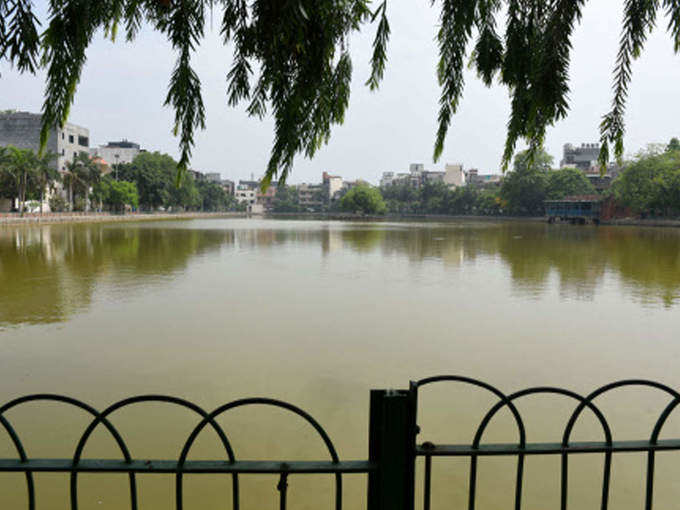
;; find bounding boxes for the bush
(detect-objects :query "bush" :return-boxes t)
[73,197,87,212]
[340,185,387,215]
[49,195,67,212]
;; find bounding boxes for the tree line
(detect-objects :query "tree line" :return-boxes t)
[114,152,242,212]
[376,140,680,218]
[268,138,680,218]
[0,148,243,214]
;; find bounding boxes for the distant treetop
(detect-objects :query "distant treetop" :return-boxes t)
[2,0,679,183]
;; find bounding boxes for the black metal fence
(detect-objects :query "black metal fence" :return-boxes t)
[2,377,680,510]
[412,376,680,510]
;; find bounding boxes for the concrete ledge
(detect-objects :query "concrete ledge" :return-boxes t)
[0,211,247,225]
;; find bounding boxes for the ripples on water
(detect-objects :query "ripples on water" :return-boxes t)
[1,218,680,509]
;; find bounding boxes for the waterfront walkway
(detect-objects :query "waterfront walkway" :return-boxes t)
[0,211,246,225]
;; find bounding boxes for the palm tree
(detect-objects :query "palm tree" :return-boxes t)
[64,153,102,211]
[34,152,59,214]
[2,146,37,216]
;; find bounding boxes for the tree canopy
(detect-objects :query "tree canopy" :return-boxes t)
[612,147,680,216]
[2,1,680,183]
[340,184,386,215]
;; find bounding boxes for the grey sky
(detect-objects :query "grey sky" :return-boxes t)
[1,1,679,184]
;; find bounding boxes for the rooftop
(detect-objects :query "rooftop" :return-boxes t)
[545,194,603,203]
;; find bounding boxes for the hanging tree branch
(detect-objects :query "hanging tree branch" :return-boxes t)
[2,0,680,184]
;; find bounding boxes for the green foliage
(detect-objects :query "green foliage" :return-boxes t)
[72,196,87,212]
[4,2,679,183]
[272,185,303,213]
[63,152,102,209]
[167,171,200,210]
[612,150,680,216]
[107,179,139,212]
[546,167,595,200]
[195,179,237,211]
[118,152,173,210]
[92,176,139,212]
[500,149,552,216]
[667,137,680,153]
[340,184,386,215]
[0,145,40,213]
[381,180,503,216]
[118,151,240,211]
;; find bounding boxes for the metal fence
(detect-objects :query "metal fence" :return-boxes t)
[2,377,680,510]
[0,395,375,510]
[412,376,680,510]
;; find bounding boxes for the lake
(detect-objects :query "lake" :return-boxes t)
[1,218,680,509]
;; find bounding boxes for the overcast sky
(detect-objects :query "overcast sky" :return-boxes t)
[2,1,680,184]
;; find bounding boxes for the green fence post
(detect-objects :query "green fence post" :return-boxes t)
[367,388,417,510]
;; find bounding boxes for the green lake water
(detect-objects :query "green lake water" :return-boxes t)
[1,218,680,509]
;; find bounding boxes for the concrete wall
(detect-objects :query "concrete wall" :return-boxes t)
[0,111,89,171]
[0,112,58,164]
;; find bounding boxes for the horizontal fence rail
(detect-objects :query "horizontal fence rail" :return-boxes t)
[412,376,680,510]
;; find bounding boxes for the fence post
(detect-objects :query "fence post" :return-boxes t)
[367,388,417,510]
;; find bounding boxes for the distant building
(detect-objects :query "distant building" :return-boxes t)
[443,163,465,188]
[379,172,395,187]
[323,172,343,202]
[560,143,602,171]
[422,171,446,184]
[235,181,257,211]
[188,169,205,181]
[466,168,502,186]
[0,110,89,172]
[297,183,324,210]
[221,179,235,195]
[238,180,259,189]
[205,172,221,183]
[381,163,466,189]
[90,140,141,166]
[545,194,603,224]
[257,181,278,210]
[585,164,621,191]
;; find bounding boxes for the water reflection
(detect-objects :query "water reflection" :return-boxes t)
[335,222,680,307]
[0,224,235,326]
[1,220,679,328]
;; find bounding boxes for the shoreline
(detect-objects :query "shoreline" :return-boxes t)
[265,212,547,222]
[0,211,247,225]
[266,212,680,228]
[2,210,680,228]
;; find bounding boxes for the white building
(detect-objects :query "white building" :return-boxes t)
[322,172,343,201]
[380,172,395,187]
[90,140,141,165]
[235,184,256,205]
[444,163,465,188]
